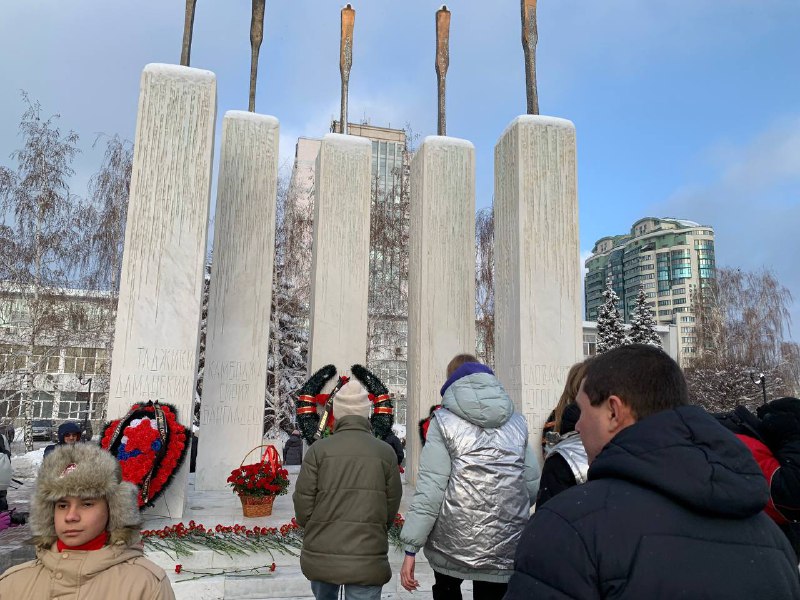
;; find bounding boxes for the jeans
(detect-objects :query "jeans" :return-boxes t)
[432,571,507,600]
[310,580,383,600]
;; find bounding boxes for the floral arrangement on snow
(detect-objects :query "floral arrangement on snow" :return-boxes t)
[227,446,290,498]
[101,401,190,508]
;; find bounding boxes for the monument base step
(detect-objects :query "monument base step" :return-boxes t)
[144,472,473,599]
[156,555,472,600]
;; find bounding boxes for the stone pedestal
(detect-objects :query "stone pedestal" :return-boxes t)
[406,137,476,484]
[307,134,372,376]
[108,64,216,517]
[195,112,279,491]
[494,116,582,461]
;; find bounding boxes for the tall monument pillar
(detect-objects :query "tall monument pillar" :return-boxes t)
[494,116,582,460]
[195,112,279,490]
[108,64,216,517]
[307,134,372,374]
[406,137,476,484]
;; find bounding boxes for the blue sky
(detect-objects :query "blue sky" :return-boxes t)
[1,1,799,338]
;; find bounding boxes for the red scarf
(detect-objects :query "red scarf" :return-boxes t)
[57,531,109,552]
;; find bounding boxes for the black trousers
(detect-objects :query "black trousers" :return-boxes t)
[432,571,507,600]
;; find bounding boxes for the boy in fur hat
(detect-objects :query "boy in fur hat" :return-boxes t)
[294,379,402,600]
[0,443,175,599]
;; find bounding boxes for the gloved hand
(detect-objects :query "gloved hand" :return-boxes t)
[757,397,800,449]
[0,511,11,532]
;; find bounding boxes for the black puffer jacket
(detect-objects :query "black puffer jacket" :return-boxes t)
[506,406,800,600]
[283,433,303,466]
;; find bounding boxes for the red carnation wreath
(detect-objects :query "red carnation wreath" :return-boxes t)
[101,401,190,508]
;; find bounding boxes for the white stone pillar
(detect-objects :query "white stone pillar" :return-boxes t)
[195,112,279,491]
[494,116,582,461]
[108,64,216,517]
[307,134,372,375]
[406,137,476,484]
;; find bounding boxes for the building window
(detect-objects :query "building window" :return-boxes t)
[673,297,686,304]
[659,310,671,316]
[680,316,696,323]
[658,300,671,306]
[681,327,695,333]
[63,348,108,375]
[583,334,597,357]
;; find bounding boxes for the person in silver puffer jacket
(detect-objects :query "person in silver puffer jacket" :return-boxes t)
[399,354,540,600]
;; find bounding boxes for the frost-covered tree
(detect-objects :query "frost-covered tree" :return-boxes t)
[685,267,799,411]
[0,94,83,450]
[627,286,662,348]
[475,206,495,367]
[193,258,211,425]
[263,173,313,437]
[596,277,627,353]
[264,273,308,436]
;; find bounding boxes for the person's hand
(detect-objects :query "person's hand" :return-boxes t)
[400,554,419,592]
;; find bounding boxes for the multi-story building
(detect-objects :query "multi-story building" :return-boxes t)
[584,217,716,364]
[0,283,114,431]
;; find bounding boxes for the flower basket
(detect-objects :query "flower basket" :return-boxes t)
[228,445,289,518]
[239,493,276,518]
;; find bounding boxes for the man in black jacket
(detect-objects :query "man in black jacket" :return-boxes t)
[505,344,800,600]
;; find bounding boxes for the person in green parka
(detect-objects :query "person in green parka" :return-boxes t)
[293,379,402,600]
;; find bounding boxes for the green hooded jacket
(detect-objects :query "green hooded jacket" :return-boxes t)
[293,415,403,586]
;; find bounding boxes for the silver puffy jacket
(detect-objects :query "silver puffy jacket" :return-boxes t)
[400,370,540,580]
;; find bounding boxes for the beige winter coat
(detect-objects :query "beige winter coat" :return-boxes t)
[0,541,174,600]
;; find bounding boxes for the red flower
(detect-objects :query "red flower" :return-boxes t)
[269,562,276,572]
[175,564,182,574]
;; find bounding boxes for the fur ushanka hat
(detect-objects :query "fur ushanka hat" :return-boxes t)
[30,443,141,550]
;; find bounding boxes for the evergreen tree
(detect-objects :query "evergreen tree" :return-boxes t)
[596,277,627,353]
[264,268,308,436]
[628,286,662,348]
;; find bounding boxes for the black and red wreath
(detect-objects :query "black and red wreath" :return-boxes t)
[100,401,190,508]
[295,364,394,445]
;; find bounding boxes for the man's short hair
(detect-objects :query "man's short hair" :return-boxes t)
[447,353,479,378]
[583,344,688,420]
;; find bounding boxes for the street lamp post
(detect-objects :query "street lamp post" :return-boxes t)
[77,373,93,440]
[750,371,767,406]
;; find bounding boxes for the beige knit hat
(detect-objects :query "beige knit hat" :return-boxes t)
[333,380,371,419]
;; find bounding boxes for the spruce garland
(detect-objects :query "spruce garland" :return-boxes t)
[294,364,394,444]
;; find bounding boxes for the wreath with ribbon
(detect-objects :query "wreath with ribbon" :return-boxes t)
[100,401,190,508]
[296,364,394,445]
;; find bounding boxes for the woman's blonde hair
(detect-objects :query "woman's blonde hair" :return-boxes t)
[553,360,590,433]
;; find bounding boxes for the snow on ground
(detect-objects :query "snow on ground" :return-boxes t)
[11,448,45,479]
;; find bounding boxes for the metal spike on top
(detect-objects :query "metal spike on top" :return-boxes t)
[521,0,539,115]
[435,5,451,136]
[340,4,356,135]
[249,0,267,112]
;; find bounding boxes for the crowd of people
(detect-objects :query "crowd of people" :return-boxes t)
[292,345,800,600]
[1,344,800,599]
